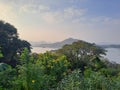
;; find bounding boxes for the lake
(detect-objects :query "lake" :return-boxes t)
[32,47,120,64]
[31,47,57,53]
[104,48,120,64]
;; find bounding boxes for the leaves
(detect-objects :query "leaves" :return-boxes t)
[56,40,107,71]
[0,21,31,67]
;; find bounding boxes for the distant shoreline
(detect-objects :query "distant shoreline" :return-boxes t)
[99,45,120,49]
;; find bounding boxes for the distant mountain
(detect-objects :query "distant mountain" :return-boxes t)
[31,38,120,49]
[30,41,48,47]
[37,38,79,48]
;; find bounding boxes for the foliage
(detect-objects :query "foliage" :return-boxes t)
[0,53,2,58]
[55,69,84,90]
[0,21,31,67]
[56,40,106,71]
[99,68,120,77]
[55,69,120,90]
[0,47,3,58]
[37,52,70,81]
[0,63,17,90]
[16,48,42,90]
[0,63,11,72]
[0,47,119,90]
[14,49,70,90]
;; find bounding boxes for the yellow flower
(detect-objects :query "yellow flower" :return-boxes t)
[32,80,35,83]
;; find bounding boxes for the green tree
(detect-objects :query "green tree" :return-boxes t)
[0,20,31,67]
[56,40,106,70]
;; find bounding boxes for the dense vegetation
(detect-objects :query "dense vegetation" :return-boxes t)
[0,21,120,90]
[0,21,31,67]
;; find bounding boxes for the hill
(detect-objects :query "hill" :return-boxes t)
[36,38,79,48]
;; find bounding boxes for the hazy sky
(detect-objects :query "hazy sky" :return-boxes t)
[0,0,120,43]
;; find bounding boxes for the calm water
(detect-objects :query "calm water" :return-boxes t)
[32,47,120,64]
[31,47,57,53]
[105,48,120,64]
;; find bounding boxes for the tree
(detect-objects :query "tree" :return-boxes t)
[56,40,106,70]
[0,20,31,67]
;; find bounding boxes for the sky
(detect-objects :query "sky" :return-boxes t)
[0,0,120,44]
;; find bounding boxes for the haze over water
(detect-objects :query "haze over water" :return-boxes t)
[32,46,120,64]
[105,48,120,64]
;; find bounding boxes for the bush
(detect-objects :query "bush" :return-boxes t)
[55,69,120,90]
[0,63,17,90]
[16,49,70,90]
